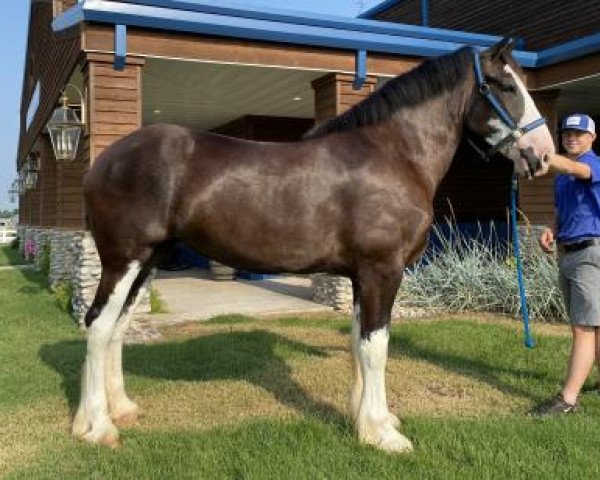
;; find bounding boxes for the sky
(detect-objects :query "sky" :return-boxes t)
[0,0,383,212]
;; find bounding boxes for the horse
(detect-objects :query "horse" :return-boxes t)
[73,38,555,452]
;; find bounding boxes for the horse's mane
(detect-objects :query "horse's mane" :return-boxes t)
[305,47,473,138]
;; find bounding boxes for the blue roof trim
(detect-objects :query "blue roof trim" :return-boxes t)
[53,0,596,69]
[536,32,600,67]
[358,0,401,19]
[74,0,504,46]
[54,1,521,61]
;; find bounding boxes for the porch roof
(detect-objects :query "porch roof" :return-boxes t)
[54,0,543,66]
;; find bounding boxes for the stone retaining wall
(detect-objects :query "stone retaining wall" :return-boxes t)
[311,273,353,312]
[17,226,151,325]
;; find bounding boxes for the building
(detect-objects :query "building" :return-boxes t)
[15,0,600,317]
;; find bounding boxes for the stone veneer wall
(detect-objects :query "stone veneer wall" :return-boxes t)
[17,226,151,325]
[311,273,353,312]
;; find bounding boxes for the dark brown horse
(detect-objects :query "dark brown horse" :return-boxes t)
[73,39,554,452]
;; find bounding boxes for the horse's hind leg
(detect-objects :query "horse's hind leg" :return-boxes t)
[106,265,153,427]
[72,260,142,447]
[354,264,412,453]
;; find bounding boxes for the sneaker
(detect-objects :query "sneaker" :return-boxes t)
[532,394,579,417]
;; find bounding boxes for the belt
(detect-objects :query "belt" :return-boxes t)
[557,238,600,253]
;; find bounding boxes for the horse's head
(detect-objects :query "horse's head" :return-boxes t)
[464,38,555,178]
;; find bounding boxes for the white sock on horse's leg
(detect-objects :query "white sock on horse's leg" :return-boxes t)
[356,327,412,453]
[73,261,141,446]
[350,302,400,429]
[106,280,149,425]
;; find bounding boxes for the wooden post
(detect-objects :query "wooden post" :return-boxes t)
[53,54,145,229]
[311,73,378,124]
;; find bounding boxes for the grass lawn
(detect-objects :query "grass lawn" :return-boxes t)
[0,245,26,267]
[1,269,600,479]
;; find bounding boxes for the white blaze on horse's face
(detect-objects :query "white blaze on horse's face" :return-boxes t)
[487,64,555,175]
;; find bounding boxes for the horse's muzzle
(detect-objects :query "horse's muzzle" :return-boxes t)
[519,147,541,179]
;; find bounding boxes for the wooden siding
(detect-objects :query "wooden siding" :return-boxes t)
[311,73,378,124]
[19,1,81,167]
[83,24,419,77]
[53,0,78,17]
[86,54,144,164]
[212,116,314,141]
[372,0,600,50]
[38,138,58,228]
[533,52,600,89]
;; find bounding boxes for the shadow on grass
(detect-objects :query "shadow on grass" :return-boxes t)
[386,322,565,402]
[0,245,27,267]
[39,329,348,426]
[14,265,51,292]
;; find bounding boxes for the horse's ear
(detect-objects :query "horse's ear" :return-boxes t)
[487,37,515,62]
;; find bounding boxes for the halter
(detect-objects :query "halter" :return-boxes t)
[467,48,546,172]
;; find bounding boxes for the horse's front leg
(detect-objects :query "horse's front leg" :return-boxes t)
[106,273,150,427]
[72,262,141,447]
[350,282,401,428]
[354,266,412,453]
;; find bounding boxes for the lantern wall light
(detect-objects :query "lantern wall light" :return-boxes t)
[17,170,27,195]
[24,153,40,190]
[8,179,19,203]
[46,84,86,162]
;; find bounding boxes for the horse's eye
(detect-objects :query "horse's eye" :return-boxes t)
[485,75,516,93]
[499,83,516,93]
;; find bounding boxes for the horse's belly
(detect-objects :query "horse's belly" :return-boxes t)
[180,223,343,274]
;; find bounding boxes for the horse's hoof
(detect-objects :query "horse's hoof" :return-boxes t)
[113,411,139,428]
[359,422,413,454]
[82,423,120,448]
[377,427,413,453]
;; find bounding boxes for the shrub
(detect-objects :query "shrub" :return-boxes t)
[39,243,51,277]
[52,281,73,313]
[150,287,166,313]
[398,221,567,322]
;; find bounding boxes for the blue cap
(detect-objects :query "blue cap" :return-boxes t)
[561,114,596,134]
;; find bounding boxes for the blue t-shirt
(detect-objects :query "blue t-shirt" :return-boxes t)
[554,150,600,243]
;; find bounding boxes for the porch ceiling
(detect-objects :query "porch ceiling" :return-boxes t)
[140,57,600,130]
[142,58,325,130]
[556,75,600,117]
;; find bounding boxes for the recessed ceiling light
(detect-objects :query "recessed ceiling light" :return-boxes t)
[293,96,302,101]
[153,109,162,114]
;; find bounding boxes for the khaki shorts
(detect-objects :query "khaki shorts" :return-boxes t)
[558,245,600,327]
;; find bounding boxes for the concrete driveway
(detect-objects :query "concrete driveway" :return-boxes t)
[150,268,333,321]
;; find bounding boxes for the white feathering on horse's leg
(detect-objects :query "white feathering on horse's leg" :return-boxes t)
[356,327,412,453]
[106,280,148,427]
[73,261,141,447]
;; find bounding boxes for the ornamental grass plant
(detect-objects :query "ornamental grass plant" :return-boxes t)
[398,219,567,322]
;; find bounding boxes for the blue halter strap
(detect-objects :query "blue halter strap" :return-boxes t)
[470,48,547,162]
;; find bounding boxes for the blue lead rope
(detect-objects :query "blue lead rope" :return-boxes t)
[511,174,535,348]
